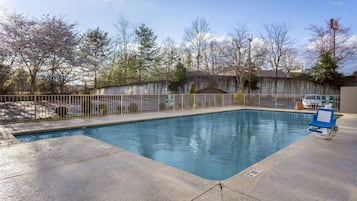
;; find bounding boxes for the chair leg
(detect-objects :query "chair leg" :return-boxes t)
[308,126,337,140]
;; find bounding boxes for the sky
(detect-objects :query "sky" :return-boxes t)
[0,0,356,73]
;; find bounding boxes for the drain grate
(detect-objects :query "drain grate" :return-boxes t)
[245,167,263,177]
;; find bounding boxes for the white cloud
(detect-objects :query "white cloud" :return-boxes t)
[206,33,228,43]
[345,34,357,45]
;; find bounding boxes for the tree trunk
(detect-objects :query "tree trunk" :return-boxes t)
[30,75,36,95]
[274,68,278,106]
[94,70,97,89]
[275,68,278,95]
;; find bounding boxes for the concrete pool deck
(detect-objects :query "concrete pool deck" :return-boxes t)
[0,107,356,200]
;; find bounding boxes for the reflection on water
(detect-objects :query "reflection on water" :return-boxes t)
[17,110,311,180]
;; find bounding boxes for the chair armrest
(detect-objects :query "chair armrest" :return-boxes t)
[312,114,318,121]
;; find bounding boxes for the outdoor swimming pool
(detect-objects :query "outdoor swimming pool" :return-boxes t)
[17,110,312,180]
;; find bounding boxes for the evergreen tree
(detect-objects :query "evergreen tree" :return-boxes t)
[168,62,187,93]
[80,27,111,89]
[310,51,343,85]
[135,23,160,83]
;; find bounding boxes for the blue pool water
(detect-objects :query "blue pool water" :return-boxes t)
[17,110,311,180]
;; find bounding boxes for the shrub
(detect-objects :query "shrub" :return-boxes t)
[189,83,196,93]
[233,92,244,105]
[188,83,196,108]
[81,96,92,116]
[55,106,68,118]
[128,103,138,113]
[96,104,108,115]
[196,102,202,108]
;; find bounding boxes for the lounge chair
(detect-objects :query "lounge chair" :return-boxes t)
[308,108,338,139]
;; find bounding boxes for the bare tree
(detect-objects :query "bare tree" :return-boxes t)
[222,24,250,92]
[114,17,134,65]
[114,17,136,83]
[161,37,179,79]
[203,39,222,75]
[184,17,211,71]
[261,23,294,95]
[280,49,301,75]
[178,45,194,71]
[307,18,357,69]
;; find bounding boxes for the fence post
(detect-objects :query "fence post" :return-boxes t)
[158,94,160,112]
[120,94,123,114]
[243,94,245,106]
[204,94,206,108]
[181,94,183,110]
[222,94,225,106]
[141,94,143,112]
[34,95,37,120]
[172,94,175,111]
[229,94,231,106]
[193,94,196,109]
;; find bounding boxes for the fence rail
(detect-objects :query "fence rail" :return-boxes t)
[0,93,340,123]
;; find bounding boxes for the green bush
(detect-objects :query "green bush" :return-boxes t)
[128,103,138,113]
[189,83,196,93]
[233,92,244,105]
[55,106,68,118]
[96,104,108,115]
[188,83,196,108]
[81,96,92,116]
[196,102,202,108]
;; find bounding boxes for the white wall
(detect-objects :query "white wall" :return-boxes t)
[341,87,357,113]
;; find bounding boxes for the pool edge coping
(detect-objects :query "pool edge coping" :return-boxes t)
[1,107,355,200]
[2,106,342,180]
